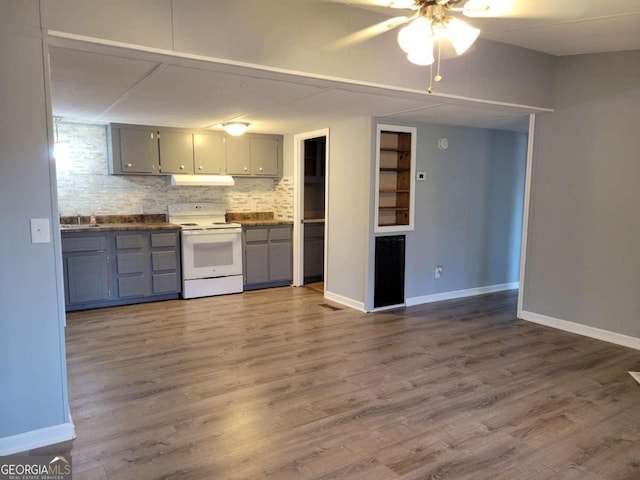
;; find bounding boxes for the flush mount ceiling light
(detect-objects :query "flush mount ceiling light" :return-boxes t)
[397,0,481,93]
[222,122,250,136]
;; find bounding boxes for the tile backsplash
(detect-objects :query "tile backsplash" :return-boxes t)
[55,122,293,220]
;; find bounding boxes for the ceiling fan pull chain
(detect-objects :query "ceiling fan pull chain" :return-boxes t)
[428,62,434,94]
[435,39,443,83]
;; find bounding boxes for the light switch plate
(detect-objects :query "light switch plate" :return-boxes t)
[30,218,51,244]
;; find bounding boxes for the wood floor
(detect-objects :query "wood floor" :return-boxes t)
[65,287,640,480]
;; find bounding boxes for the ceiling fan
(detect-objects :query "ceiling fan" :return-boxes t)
[332,0,498,93]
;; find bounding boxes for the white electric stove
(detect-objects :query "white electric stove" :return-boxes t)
[168,204,243,299]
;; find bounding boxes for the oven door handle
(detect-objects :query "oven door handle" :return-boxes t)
[182,228,242,236]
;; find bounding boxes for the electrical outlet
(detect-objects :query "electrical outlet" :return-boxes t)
[434,265,443,279]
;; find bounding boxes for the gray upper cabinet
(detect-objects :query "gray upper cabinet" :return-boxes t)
[109,124,282,177]
[226,135,280,176]
[225,136,251,175]
[112,127,159,174]
[158,130,194,174]
[194,132,226,174]
[251,137,279,176]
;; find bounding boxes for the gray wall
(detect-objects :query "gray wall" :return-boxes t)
[0,0,71,449]
[523,50,640,338]
[368,119,527,309]
[44,0,556,109]
[326,118,372,307]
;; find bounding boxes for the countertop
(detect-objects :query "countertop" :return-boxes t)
[60,222,180,233]
[60,214,179,233]
[226,211,293,227]
[237,219,294,226]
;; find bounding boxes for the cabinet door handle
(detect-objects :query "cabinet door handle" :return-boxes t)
[180,165,185,170]
[259,167,263,172]
[244,167,248,171]
[198,165,203,170]
[126,163,132,168]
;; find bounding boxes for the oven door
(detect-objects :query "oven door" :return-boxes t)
[181,229,242,280]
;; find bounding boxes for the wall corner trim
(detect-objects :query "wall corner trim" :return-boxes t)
[324,291,366,312]
[406,282,519,307]
[0,422,75,456]
[520,310,640,351]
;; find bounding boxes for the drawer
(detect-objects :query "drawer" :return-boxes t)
[245,228,268,242]
[117,253,145,274]
[269,226,291,242]
[153,273,178,294]
[151,232,177,248]
[62,235,108,253]
[118,275,146,298]
[152,251,177,271]
[116,234,145,249]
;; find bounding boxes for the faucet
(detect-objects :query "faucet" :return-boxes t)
[76,214,81,225]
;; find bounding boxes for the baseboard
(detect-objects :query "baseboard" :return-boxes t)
[0,422,75,456]
[405,282,519,307]
[370,303,405,312]
[324,291,366,312]
[519,310,640,351]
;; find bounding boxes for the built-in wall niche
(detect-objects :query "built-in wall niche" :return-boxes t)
[374,124,416,232]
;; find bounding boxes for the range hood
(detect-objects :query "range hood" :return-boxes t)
[168,175,235,187]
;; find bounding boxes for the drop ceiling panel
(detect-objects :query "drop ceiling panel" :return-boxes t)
[99,64,329,129]
[244,88,448,133]
[384,103,526,128]
[482,13,640,56]
[49,47,161,120]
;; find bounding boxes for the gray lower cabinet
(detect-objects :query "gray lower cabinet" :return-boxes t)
[243,225,292,290]
[62,229,180,311]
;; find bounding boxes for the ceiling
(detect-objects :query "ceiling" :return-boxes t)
[340,0,640,56]
[48,0,640,135]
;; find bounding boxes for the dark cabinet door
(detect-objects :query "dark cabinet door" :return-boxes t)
[374,235,405,308]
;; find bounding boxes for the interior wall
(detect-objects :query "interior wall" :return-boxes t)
[523,50,640,339]
[55,122,294,219]
[0,0,71,450]
[370,118,527,307]
[325,117,372,308]
[44,0,556,109]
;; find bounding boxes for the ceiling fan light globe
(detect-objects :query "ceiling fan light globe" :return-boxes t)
[407,46,435,66]
[445,17,480,55]
[398,17,432,54]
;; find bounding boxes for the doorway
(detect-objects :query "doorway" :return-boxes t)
[293,129,329,289]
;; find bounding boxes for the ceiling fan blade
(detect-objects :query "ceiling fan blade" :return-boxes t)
[327,15,411,50]
[461,0,586,19]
